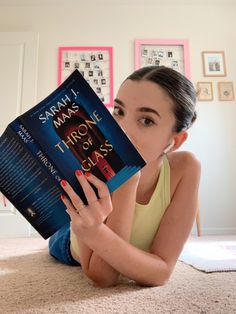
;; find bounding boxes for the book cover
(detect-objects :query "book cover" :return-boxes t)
[0,69,146,239]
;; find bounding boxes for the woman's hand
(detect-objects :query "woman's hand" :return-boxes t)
[60,170,113,238]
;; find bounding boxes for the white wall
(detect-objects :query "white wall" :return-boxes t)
[0,0,235,234]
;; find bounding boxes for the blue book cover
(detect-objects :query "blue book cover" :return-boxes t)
[0,70,146,239]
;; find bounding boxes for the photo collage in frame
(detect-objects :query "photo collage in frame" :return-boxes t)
[140,45,184,74]
[135,39,190,79]
[58,47,113,107]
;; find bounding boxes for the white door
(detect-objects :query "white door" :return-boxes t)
[0,32,39,237]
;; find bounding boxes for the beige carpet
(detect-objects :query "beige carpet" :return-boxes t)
[0,237,236,314]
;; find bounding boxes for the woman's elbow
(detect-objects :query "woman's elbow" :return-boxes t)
[93,278,118,288]
[152,268,173,287]
[90,276,118,288]
[84,269,119,288]
[153,276,170,287]
[144,276,170,287]
[136,268,172,287]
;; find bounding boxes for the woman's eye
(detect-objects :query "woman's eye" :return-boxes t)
[112,106,124,117]
[139,117,155,127]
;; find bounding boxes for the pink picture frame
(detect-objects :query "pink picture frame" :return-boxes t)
[135,39,191,79]
[58,46,113,107]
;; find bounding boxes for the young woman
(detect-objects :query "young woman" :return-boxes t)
[49,66,201,287]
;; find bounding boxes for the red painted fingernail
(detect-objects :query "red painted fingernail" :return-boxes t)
[85,172,91,177]
[60,193,65,200]
[61,180,67,187]
[76,169,82,176]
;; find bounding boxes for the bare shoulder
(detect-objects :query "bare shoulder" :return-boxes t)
[168,150,201,173]
[167,151,201,197]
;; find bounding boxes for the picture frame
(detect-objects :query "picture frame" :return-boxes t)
[58,46,113,107]
[202,51,226,77]
[196,82,213,101]
[135,39,191,79]
[218,81,234,101]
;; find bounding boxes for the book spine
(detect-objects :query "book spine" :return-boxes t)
[0,120,69,239]
[10,118,65,186]
[11,117,88,205]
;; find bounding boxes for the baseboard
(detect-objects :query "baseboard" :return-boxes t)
[28,225,41,237]
[191,227,236,236]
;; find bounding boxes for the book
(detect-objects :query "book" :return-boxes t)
[0,70,146,239]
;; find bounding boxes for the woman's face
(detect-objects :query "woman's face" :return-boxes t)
[112,79,176,163]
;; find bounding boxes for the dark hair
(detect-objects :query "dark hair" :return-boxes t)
[125,66,197,133]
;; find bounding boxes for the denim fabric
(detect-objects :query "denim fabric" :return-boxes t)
[48,222,80,266]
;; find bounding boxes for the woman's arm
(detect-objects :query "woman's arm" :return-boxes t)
[64,172,139,287]
[71,153,200,287]
[85,175,139,285]
[63,152,200,287]
[148,152,201,281]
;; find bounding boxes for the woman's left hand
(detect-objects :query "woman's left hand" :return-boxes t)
[60,170,113,238]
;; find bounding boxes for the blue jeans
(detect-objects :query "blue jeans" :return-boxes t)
[48,223,80,266]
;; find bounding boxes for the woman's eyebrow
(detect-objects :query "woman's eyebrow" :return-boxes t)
[114,98,161,118]
[138,107,161,118]
[114,98,124,106]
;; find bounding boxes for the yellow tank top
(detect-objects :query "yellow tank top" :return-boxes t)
[130,156,170,251]
[70,156,170,256]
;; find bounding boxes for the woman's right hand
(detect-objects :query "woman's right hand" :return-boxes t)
[60,170,113,238]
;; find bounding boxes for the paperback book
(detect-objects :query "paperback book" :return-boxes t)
[0,70,146,239]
